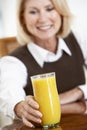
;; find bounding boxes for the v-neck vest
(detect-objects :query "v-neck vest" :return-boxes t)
[10,32,85,95]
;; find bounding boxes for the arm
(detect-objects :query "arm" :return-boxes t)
[59,87,84,105]
[0,56,42,128]
[0,56,27,118]
[61,101,86,114]
[72,28,87,100]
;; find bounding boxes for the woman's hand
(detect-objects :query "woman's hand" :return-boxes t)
[14,95,42,128]
[61,101,86,114]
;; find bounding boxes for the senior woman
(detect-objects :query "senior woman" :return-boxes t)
[0,0,87,128]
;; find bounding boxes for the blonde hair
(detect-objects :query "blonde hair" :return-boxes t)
[16,0,73,45]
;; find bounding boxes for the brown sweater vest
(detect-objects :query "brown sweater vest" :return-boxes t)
[10,32,85,95]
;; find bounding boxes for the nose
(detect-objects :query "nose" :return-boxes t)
[38,11,48,23]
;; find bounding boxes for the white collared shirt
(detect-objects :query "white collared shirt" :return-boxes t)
[27,38,71,67]
[0,28,87,118]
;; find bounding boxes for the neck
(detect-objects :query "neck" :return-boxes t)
[34,37,58,53]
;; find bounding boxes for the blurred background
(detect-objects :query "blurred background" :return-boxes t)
[0,0,87,38]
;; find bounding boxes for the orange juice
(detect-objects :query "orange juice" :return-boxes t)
[31,72,61,128]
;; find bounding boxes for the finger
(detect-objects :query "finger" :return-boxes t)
[25,96,39,109]
[27,113,41,123]
[22,116,35,128]
[22,110,42,124]
[21,100,42,118]
[21,103,42,123]
[23,102,42,117]
[28,105,42,118]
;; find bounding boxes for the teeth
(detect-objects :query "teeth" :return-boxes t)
[38,25,51,30]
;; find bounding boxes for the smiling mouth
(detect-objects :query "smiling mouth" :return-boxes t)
[37,25,52,31]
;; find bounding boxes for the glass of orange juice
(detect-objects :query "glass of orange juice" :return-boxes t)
[31,72,61,129]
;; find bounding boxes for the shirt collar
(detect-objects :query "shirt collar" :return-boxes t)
[59,38,71,56]
[27,42,48,67]
[27,39,72,67]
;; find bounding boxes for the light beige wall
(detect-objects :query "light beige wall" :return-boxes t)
[68,0,87,32]
[0,0,17,38]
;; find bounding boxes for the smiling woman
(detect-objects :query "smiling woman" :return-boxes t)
[0,0,87,129]
[22,0,63,50]
[16,0,72,46]
[0,0,87,38]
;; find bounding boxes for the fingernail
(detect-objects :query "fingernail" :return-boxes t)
[35,104,39,108]
[30,124,35,128]
[38,119,42,123]
[38,112,42,117]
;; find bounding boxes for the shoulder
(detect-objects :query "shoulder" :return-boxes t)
[9,45,28,56]
[0,56,28,91]
[0,56,27,74]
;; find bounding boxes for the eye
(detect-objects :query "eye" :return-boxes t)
[46,7,54,11]
[29,10,38,14]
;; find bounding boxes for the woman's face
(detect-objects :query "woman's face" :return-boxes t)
[24,0,62,41]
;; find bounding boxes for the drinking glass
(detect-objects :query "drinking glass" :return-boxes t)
[31,72,61,129]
